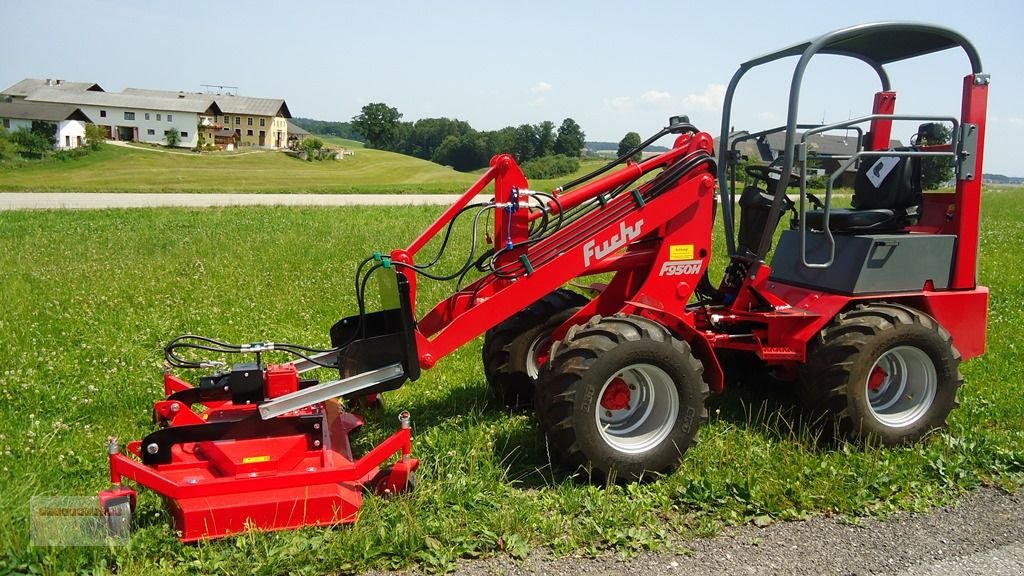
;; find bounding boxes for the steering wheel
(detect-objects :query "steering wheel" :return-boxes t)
[744,164,800,187]
[745,165,825,210]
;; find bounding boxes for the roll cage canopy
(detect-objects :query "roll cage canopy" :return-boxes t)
[717,21,986,258]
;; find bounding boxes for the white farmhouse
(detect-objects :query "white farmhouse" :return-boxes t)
[24,88,221,148]
[0,100,91,149]
[2,78,293,150]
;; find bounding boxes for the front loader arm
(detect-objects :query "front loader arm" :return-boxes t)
[403,130,717,370]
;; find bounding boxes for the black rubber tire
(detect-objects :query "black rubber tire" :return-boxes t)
[482,288,589,408]
[800,303,962,445]
[536,314,709,483]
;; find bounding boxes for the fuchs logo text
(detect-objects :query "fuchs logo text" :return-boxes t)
[583,220,644,267]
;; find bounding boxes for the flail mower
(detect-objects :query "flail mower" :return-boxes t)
[99,21,989,541]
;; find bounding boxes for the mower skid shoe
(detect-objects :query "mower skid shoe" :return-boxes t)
[98,486,137,539]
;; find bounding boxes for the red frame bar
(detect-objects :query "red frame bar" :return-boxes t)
[109,427,414,500]
[949,74,988,289]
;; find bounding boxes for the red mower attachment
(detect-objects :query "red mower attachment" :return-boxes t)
[101,365,418,542]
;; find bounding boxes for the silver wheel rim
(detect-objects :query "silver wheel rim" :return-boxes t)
[595,363,679,454]
[866,345,937,428]
[524,333,552,380]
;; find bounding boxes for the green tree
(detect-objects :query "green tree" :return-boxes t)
[165,129,180,147]
[511,124,538,163]
[534,120,556,158]
[520,154,580,180]
[301,136,324,161]
[9,122,56,159]
[617,131,642,162]
[918,123,953,189]
[0,127,18,161]
[84,123,107,151]
[432,133,489,171]
[352,102,403,150]
[554,118,585,157]
[403,117,473,160]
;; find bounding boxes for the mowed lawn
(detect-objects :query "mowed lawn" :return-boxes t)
[0,145,475,194]
[0,144,610,195]
[1,192,1022,574]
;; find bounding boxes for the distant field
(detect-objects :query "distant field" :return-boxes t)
[0,144,474,194]
[316,135,366,149]
[1,191,1021,574]
[0,144,615,195]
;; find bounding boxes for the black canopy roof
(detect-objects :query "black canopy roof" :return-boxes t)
[742,21,982,74]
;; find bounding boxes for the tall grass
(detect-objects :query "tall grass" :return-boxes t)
[0,191,1021,574]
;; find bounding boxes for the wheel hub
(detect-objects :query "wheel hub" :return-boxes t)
[866,345,938,428]
[526,335,553,380]
[595,363,679,454]
[868,366,888,392]
[600,378,631,411]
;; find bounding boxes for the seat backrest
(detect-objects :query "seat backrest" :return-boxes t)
[852,148,923,222]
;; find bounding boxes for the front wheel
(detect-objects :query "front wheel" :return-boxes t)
[800,303,962,445]
[536,315,709,483]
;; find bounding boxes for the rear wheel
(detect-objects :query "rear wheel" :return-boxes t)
[800,303,961,445]
[536,314,709,483]
[482,289,589,408]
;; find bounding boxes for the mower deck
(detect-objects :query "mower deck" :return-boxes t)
[101,371,418,542]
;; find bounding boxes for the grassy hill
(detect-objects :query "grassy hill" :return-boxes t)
[0,144,475,194]
[0,144,618,194]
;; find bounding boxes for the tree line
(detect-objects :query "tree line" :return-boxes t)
[350,102,586,174]
[289,117,363,141]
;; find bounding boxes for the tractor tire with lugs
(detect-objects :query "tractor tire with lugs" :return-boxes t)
[536,314,709,483]
[482,288,589,409]
[800,303,962,445]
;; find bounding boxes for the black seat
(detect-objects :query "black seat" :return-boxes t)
[805,149,922,233]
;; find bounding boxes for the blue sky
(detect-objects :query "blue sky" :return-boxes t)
[2,1,1021,175]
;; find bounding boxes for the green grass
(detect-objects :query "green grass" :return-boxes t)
[1,192,1022,574]
[0,145,475,194]
[0,143,610,196]
[315,135,366,149]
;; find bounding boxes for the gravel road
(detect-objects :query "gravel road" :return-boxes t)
[368,487,1023,576]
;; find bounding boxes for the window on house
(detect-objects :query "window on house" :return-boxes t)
[259,118,265,127]
[124,112,135,120]
[180,131,188,138]
[246,129,253,136]
[235,116,240,125]
[145,113,150,120]
[167,114,173,122]
[156,113,161,121]
[147,129,155,135]
[100,110,107,118]
[2,118,9,129]
[247,117,253,126]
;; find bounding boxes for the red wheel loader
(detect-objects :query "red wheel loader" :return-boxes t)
[100,21,988,540]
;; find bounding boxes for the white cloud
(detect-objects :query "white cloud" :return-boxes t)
[530,81,553,94]
[605,90,672,111]
[641,90,673,105]
[605,95,635,110]
[528,97,546,108]
[1007,116,1024,126]
[682,84,726,112]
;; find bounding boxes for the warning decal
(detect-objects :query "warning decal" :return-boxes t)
[669,244,695,261]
